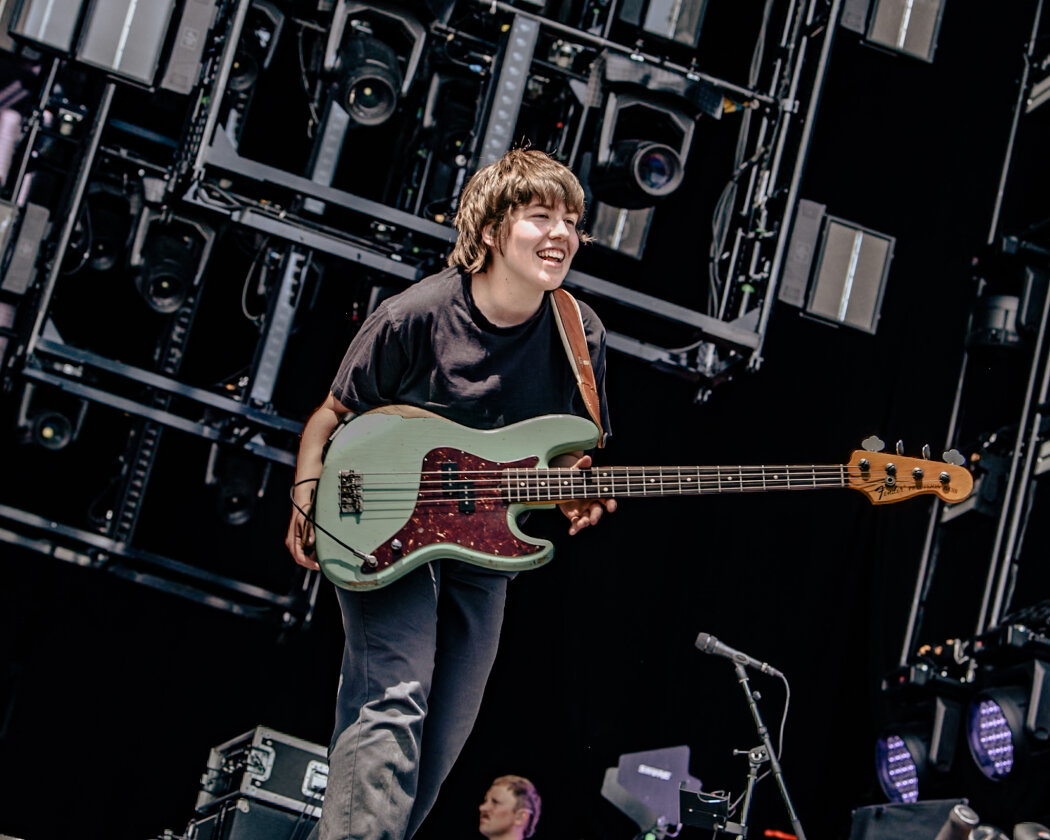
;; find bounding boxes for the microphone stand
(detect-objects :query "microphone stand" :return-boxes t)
[733,662,806,840]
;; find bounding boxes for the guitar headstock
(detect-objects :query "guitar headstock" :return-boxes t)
[847,446,973,506]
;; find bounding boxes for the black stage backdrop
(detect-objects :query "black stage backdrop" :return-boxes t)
[3,3,1050,840]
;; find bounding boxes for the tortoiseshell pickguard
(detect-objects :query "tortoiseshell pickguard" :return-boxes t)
[364,448,541,574]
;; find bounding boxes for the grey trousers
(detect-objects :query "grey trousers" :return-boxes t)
[317,560,511,840]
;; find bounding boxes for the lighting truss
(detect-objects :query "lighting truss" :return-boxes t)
[0,0,848,621]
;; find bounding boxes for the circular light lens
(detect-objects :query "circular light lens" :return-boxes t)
[967,696,1016,779]
[875,733,920,803]
[33,411,73,451]
[346,75,396,124]
[631,143,682,197]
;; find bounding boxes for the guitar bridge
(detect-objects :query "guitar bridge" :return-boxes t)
[338,470,363,514]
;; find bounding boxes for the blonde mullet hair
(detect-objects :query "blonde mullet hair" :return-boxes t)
[448,148,591,274]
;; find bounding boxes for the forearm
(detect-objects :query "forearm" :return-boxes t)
[293,393,352,507]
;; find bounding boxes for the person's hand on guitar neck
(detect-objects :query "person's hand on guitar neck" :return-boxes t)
[550,451,617,536]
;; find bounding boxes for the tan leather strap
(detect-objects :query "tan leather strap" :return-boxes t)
[551,287,606,448]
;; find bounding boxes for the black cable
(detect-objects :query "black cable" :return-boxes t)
[289,478,377,565]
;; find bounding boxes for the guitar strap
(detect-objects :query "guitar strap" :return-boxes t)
[550,287,606,448]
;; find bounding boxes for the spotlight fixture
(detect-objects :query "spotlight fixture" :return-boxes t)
[16,383,88,451]
[137,230,197,313]
[963,627,1050,783]
[129,212,215,315]
[875,731,923,803]
[205,444,269,527]
[338,36,401,126]
[875,664,965,804]
[322,1,425,127]
[965,672,1050,783]
[589,92,694,210]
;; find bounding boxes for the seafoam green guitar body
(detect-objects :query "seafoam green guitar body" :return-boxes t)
[314,407,599,591]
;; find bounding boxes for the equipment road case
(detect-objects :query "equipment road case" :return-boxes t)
[187,797,317,840]
[195,725,328,818]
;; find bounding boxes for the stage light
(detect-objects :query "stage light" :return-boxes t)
[617,0,710,48]
[963,634,1050,784]
[136,231,196,313]
[840,0,946,63]
[589,92,693,210]
[16,384,88,451]
[205,445,268,527]
[779,199,894,334]
[32,411,75,450]
[338,36,401,126]
[875,731,922,803]
[874,670,964,804]
[10,0,86,52]
[76,0,178,85]
[967,686,1028,781]
[322,2,425,128]
[130,213,215,315]
[606,141,683,201]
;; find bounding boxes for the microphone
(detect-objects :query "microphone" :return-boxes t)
[694,632,783,678]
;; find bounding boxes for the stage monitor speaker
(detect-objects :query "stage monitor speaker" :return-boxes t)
[10,0,86,52]
[76,0,177,84]
[866,0,944,62]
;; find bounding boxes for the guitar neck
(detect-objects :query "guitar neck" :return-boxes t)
[507,464,850,503]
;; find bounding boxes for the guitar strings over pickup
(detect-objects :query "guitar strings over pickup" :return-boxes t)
[338,470,364,514]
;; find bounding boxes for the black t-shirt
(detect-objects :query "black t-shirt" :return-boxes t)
[330,266,611,436]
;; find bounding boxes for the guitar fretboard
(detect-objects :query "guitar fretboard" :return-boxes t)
[502,465,849,503]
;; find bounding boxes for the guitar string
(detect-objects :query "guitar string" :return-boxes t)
[337,479,945,509]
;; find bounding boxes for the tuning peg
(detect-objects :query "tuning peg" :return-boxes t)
[942,449,966,466]
[922,444,932,460]
[896,440,905,455]
[862,435,885,452]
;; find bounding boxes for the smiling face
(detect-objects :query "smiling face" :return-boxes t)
[483,198,580,296]
[478,783,527,840]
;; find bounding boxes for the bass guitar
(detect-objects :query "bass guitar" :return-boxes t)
[312,406,973,591]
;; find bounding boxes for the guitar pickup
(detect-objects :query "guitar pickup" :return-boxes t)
[338,470,363,514]
[441,461,475,514]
